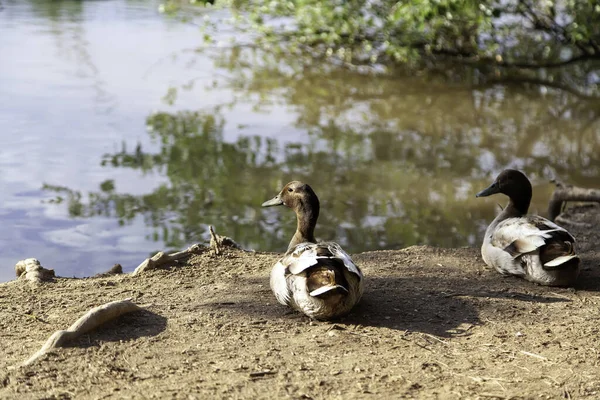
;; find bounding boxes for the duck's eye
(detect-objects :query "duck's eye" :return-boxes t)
[287,188,293,192]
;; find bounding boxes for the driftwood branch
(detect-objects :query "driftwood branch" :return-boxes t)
[15,260,123,282]
[132,226,246,275]
[555,215,593,230]
[22,299,142,367]
[132,243,207,276]
[15,259,55,284]
[548,180,600,221]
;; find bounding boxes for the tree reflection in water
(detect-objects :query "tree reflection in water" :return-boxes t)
[44,48,600,253]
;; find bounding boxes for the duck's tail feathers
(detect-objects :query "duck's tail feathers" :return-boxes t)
[306,263,349,298]
[543,254,580,269]
[541,240,579,269]
[309,284,348,297]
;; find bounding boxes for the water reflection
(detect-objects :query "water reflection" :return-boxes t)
[0,0,214,281]
[43,48,600,254]
[2,0,599,281]
[212,49,600,181]
[44,108,485,253]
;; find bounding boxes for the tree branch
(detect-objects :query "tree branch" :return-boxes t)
[132,243,208,276]
[472,53,599,69]
[548,180,600,221]
[479,76,599,100]
[132,226,246,275]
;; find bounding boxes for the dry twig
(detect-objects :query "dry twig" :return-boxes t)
[209,225,244,255]
[519,350,548,361]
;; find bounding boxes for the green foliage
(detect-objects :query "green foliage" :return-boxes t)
[215,0,600,68]
[158,0,210,15]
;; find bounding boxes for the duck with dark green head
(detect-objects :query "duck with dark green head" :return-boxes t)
[476,169,580,286]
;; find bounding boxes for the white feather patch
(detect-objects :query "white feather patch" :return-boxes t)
[507,235,546,257]
[288,256,321,275]
[282,241,362,278]
[309,285,348,297]
[544,254,578,268]
[325,242,363,278]
[269,262,291,305]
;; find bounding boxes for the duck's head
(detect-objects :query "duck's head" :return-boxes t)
[476,169,532,199]
[263,181,321,247]
[476,169,533,214]
[262,181,320,215]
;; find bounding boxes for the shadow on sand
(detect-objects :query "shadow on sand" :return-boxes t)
[67,309,168,348]
[199,274,573,338]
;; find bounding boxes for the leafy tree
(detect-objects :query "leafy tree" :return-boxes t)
[218,0,600,68]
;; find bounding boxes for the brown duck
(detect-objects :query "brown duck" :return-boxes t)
[262,181,364,320]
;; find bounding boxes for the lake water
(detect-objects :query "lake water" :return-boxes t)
[1,0,599,282]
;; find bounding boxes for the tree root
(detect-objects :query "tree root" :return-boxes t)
[554,215,593,229]
[15,259,55,283]
[22,299,142,367]
[132,243,208,276]
[132,225,245,275]
[12,226,247,280]
[548,180,600,221]
[9,226,245,369]
[94,264,123,278]
[209,225,243,255]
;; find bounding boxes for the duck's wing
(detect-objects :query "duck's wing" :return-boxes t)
[270,259,291,305]
[270,243,319,306]
[271,242,363,306]
[284,242,362,278]
[323,242,363,278]
[492,216,575,259]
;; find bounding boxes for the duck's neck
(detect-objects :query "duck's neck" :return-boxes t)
[486,194,531,237]
[506,195,530,217]
[288,202,319,250]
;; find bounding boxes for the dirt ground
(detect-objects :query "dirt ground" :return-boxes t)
[1,204,599,400]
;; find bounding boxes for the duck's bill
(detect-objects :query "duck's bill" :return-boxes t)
[476,182,499,198]
[262,195,283,207]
